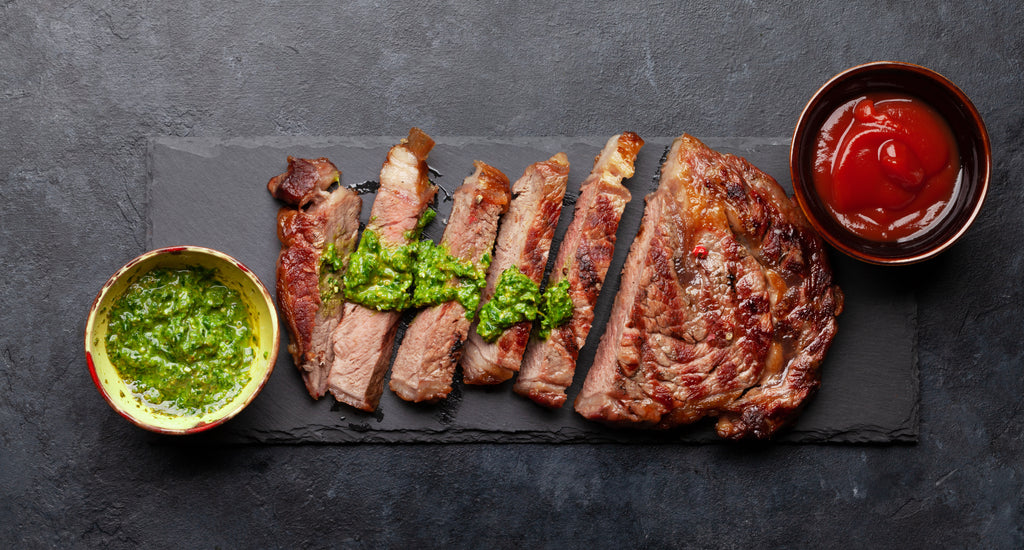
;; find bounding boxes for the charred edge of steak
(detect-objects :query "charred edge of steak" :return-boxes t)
[404,127,435,162]
[448,335,465,362]
[590,131,644,178]
[267,156,340,208]
[460,153,570,385]
[271,157,361,399]
[509,153,571,284]
[574,187,667,423]
[275,231,319,364]
[367,128,437,244]
[443,160,511,258]
[515,133,643,408]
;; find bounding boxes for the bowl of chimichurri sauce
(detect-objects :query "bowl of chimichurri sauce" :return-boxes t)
[85,246,279,434]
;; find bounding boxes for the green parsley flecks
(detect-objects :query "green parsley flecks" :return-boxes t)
[319,242,348,302]
[343,229,417,311]
[475,267,573,342]
[538,278,573,339]
[475,266,540,342]
[411,242,490,317]
[105,267,255,417]
[343,222,489,316]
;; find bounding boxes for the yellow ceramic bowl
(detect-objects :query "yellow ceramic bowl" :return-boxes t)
[85,246,279,434]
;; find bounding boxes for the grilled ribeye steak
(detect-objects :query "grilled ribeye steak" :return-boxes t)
[268,156,342,208]
[575,135,843,439]
[271,157,362,398]
[516,132,643,408]
[327,128,437,411]
[460,153,570,385]
[390,161,512,402]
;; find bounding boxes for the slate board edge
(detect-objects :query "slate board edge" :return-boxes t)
[163,423,917,446]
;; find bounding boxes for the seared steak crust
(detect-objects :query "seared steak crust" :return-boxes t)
[575,135,843,439]
[390,161,511,402]
[272,158,362,398]
[327,128,437,411]
[268,156,341,207]
[460,153,570,385]
[516,133,644,408]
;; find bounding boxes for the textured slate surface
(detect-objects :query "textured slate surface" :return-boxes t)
[150,135,917,444]
[3,1,1022,548]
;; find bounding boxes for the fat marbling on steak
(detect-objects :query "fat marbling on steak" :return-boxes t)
[271,157,362,398]
[327,128,437,411]
[460,153,570,385]
[390,161,511,402]
[515,132,644,408]
[575,134,843,439]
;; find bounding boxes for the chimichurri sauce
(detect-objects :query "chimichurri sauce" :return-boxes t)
[476,267,574,342]
[319,242,347,303]
[105,267,255,416]
[538,278,573,339]
[343,229,417,311]
[340,208,571,338]
[476,266,541,342]
[411,242,490,316]
[344,208,490,316]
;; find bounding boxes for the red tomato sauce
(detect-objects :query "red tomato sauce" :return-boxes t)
[811,92,961,242]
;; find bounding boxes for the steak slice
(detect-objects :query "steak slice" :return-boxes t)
[271,157,362,398]
[460,153,570,385]
[389,161,511,402]
[574,134,843,439]
[515,132,644,408]
[268,156,341,208]
[327,128,437,411]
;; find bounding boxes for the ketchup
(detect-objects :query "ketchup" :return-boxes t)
[811,92,960,242]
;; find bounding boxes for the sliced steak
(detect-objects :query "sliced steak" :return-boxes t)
[575,134,843,439]
[516,132,644,408]
[460,153,570,385]
[327,128,437,411]
[389,161,512,402]
[272,157,362,398]
[268,156,341,208]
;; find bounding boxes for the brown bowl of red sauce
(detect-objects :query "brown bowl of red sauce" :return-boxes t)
[791,61,991,264]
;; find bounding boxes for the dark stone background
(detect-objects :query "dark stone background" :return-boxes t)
[1,2,1021,548]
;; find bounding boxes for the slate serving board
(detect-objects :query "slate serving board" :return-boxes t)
[148,135,918,443]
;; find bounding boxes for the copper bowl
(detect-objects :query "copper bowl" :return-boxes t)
[790,61,991,265]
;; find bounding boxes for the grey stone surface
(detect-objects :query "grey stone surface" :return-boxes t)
[1,1,1021,547]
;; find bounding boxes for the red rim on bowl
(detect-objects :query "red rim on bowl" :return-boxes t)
[790,61,991,265]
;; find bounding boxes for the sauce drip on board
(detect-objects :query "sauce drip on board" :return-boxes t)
[811,92,961,242]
